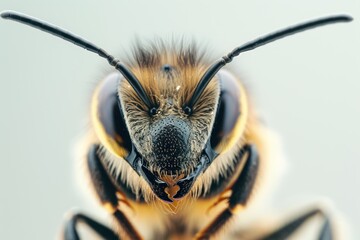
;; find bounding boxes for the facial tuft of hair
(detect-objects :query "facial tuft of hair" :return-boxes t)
[118,39,220,175]
[120,39,213,110]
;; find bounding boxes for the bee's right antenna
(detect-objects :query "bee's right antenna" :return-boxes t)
[185,14,353,112]
[1,10,155,111]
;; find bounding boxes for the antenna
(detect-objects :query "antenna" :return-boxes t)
[185,14,353,112]
[1,10,155,110]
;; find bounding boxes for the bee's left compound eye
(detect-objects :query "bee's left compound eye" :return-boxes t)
[210,70,246,154]
[91,73,132,159]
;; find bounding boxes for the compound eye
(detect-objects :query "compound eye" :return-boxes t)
[210,70,245,154]
[91,73,132,158]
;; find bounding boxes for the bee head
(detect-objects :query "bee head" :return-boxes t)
[92,43,249,202]
[2,10,352,202]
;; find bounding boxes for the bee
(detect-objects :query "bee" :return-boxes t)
[1,10,352,240]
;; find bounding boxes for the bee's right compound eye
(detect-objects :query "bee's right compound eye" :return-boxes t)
[91,73,132,159]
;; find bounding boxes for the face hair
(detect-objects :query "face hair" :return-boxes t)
[0,10,154,110]
[185,14,353,111]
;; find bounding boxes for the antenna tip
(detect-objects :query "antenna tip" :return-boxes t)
[345,15,354,22]
[1,10,15,19]
[337,14,353,22]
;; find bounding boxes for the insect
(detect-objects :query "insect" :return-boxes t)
[1,10,352,240]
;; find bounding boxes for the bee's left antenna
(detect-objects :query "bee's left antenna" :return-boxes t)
[1,10,154,110]
[185,14,353,112]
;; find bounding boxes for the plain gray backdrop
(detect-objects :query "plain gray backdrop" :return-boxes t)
[0,1,359,239]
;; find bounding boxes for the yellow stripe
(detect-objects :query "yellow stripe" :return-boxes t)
[91,81,129,158]
[215,79,248,154]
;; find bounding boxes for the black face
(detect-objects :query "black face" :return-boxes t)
[122,113,217,203]
[94,70,243,203]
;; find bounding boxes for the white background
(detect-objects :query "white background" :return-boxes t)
[0,1,359,239]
